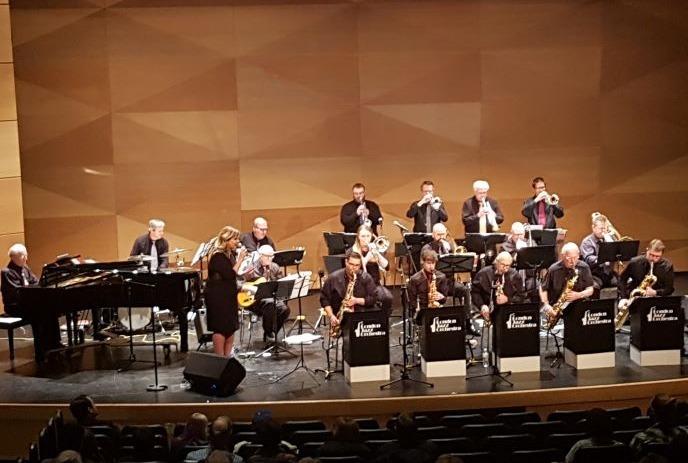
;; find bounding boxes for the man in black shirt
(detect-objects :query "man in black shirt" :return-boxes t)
[618,239,674,302]
[240,217,276,252]
[406,180,448,233]
[540,242,594,319]
[408,249,451,310]
[462,179,504,234]
[340,183,383,234]
[130,218,169,271]
[472,251,526,324]
[420,223,452,255]
[521,176,564,228]
[320,251,377,331]
[581,213,617,290]
[1,243,62,358]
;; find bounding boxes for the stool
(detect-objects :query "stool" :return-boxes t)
[0,316,31,360]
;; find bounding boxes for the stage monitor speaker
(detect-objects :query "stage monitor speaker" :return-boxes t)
[183,352,246,396]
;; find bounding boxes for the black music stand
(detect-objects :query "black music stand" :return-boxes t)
[465,233,506,267]
[598,240,639,272]
[323,232,356,255]
[402,232,433,274]
[323,255,346,274]
[437,254,474,278]
[516,245,556,289]
[274,249,312,335]
[253,280,296,359]
[528,228,558,246]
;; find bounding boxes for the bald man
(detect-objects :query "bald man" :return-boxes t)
[240,217,276,252]
[421,223,452,255]
[540,242,594,319]
[501,222,528,255]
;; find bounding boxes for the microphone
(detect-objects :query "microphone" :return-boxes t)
[393,220,409,232]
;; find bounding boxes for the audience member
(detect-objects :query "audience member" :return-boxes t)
[373,413,438,463]
[246,418,297,463]
[316,418,371,460]
[565,408,624,463]
[186,416,242,463]
[172,412,209,456]
[60,422,104,463]
[54,450,83,463]
[631,394,688,459]
[234,410,296,461]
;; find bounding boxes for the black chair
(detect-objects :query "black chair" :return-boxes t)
[298,441,324,458]
[88,425,118,440]
[571,444,633,462]
[359,428,396,440]
[363,439,397,452]
[290,430,332,447]
[318,457,362,463]
[416,425,454,439]
[631,415,654,429]
[283,420,326,435]
[353,418,379,429]
[510,448,560,463]
[460,423,509,441]
[544,432,588,452]
[118,445,168,462]
[53,411,65,446]
[547,410,589,425]
[93,434,116,463]
[386,414,433,429]
[28,443,39,463]
[440,414,487,430]
[233,431,259,444]
[612,429,642,445]
[519,420,569,444]
[428,437,476,454]
[643,442,670,458]
[494,411,541,429]
[38,427,57,460]
[449,452,497,463]
[231,421,253,434]
[605,406,641,426]
[486,433,537,460]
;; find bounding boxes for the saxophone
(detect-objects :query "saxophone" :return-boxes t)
[614,261,656,331]
[486,275,505,327]
[331,272,356,338]
[546,269,578,330]
[428,272,440,308]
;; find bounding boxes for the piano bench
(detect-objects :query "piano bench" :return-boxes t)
[0,316,31,361]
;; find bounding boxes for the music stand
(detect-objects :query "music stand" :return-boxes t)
[323,255,346,274]
[465,233,507,266]
[323,232,356,255]
[528,229,558,246]
[516,246,556,278]
[437,254,474,278]
[402,232,433,274]
[274,249,313,336]
[253,280,296,359]
[598,240,639,273]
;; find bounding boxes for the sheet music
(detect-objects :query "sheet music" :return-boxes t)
[279,271,312,299]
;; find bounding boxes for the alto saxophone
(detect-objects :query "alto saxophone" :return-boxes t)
[546,269,579,330]
[428,272,440,308]
[614,261,656,331]
[331,272,356,338]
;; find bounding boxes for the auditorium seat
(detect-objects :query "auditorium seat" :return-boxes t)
[363,439,396,452]
[547,409,589,425]
[631,415,654,429]
[605,406,641,424]
[519,420,569,444]
[233,431,258,443]
[440,414,487,429]
[570,444,633,462]
[544,432,588,453]
[93,434,116,463]
[359,428,396,440]
[231,421,253,434]
[428,437,476,454]
[289,429,332,446]
[283,419,326,434]
[449,452,497,463]
[494,411,541,429]
[510,448,560,463]
[28,442,39,463]
[352,417,379,429]
[612,429,642,445]
[416,425,454,439]
[318,457,362,463]
[38,427,57,460]
[386,414,433,429]
[298,441,324,458]
[459,423,510,441]
[485,433,538,461]
[119,445,168,462]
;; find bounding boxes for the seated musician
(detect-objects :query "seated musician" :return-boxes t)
[240,217,276,252]
[500,222,528,254]
[462,180,504,234]
[1,244,62,356]
[521,177,564,228]
[320,251,377,333]
[472,251,526,325]
[130,218,169,271]
[351,225,393,315]
[340,183,383,235]
[618,239,674,306]
[580,214,617,291]
[407,249,451,312]
[540,243,595,321]
[406,180,448,233]
[240,245,291,341]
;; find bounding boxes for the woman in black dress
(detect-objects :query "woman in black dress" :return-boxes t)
[205,226,246,357]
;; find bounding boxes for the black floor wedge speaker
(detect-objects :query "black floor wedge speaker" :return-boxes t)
[183,352,246,396]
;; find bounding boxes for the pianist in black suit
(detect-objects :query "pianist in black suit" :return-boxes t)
[1,243,61,357]
[130,218,169,271]
[205,226,244,357]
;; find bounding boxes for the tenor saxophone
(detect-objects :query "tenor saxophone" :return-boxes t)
[546,269,579,330]
[331,272,356,338]
[428,272,440,308]
[614,261,656,331]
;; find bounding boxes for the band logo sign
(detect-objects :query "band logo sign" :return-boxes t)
[506,313,537,329]
[354,321,386,338]
[646,306,679,323]
[581,310,612,326]
[430,317,462,333]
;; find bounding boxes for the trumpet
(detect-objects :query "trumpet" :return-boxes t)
[430,196,442,211]
[482,199,499,231]
[547,193,559,206]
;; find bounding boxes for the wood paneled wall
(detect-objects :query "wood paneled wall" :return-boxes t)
[9,1,688,278]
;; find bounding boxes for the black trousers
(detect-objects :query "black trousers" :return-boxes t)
[249,298,290,335]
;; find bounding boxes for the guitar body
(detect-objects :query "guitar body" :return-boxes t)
[237,277,267,308]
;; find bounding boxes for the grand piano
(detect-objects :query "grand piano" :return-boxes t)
[18,255,201,360]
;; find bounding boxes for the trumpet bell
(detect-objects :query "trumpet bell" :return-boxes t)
[372,235,390,253]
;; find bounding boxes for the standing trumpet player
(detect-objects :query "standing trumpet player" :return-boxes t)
[618,239,674,305]
[340,183,383,234]
[462,180,504,234]
[406,180,448,233]
[522,177,564,228]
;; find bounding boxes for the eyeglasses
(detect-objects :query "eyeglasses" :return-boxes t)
[255,227,268,232]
